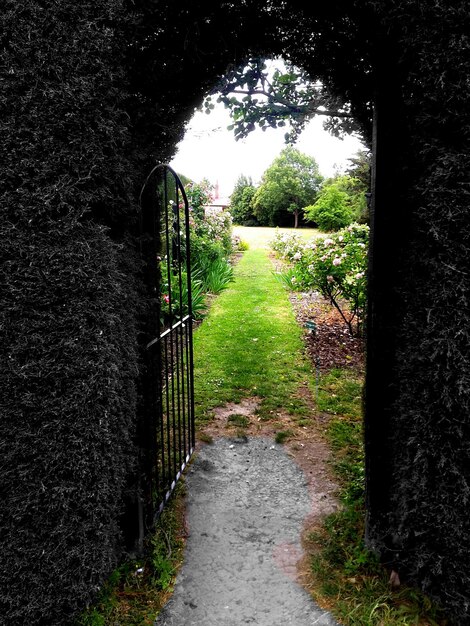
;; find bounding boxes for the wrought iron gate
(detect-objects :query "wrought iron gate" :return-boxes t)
[140,164,195,523]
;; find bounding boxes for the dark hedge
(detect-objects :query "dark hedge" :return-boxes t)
[363,3,470,623]
[0,224,139,623]
[0,2,141,623]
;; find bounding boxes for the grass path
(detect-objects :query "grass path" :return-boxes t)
[193,247,313,424]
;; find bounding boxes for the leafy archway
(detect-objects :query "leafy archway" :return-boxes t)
[120,3,470,615]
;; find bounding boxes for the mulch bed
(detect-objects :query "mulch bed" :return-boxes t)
[269,251,365,373]
[288,290,365,373]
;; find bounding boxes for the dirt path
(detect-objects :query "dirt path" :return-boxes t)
[155,235,348,624]
[155,437,339,626]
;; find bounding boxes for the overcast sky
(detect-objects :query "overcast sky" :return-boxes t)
[170,100,367,199]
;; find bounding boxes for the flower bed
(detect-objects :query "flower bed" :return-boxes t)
[270,224,369,337]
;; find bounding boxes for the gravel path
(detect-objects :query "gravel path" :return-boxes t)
[155,437,339,626]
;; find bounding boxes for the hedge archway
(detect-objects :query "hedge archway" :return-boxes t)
[1,2,469,624]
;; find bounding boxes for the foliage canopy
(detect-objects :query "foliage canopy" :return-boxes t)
[229,175,257,225]
[305,175,366,231]
[204,57,362,143]
[253,146,323,227]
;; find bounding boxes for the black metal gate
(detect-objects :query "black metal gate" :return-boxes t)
[139,164,195,524]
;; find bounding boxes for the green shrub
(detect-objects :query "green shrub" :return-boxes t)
[269,229,305,260]
[185,179,214,220]
[160,272,208,322]
[305,185,353,232]
[195,258,234,295]
[186,182,234,271]
[191,235,227,268]
[229,175,257,224]
[232,234,249,251]
[201,207,234,257]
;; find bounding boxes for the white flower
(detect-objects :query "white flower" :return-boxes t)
[291,276,297,284]
[324,238,334,246]
[293,251,302,261]
[327,275,334,283]
[358,242,366,248]
[355,272,364,279]
[333,257,342,266]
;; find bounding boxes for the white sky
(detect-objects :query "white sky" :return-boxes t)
[170,100,367,199]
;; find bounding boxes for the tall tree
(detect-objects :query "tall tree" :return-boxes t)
[229,175,257,225]
[344,150,371,223]
[305,175,359,231]
[345,149,371,191]
[253,146,323,228]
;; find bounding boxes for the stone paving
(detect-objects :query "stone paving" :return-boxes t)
[155,437,339,626]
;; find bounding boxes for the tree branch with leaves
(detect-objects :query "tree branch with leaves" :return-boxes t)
[203,58,360,142]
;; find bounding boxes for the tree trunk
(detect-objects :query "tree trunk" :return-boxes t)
[294,209,299,228]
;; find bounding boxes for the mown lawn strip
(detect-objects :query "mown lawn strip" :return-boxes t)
[193,247,312,422]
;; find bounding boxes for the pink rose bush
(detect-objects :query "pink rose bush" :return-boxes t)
[270,223,369,336]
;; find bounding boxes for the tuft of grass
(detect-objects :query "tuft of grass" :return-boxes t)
[234,430,249,441]
[308,368,448,626]
[275,429,294,444]
[197,432,214,444]
[76,483,187,626]
[227,413,250,428]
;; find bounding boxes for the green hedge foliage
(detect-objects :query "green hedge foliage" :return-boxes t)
[0,2,141,623]
[365,3,470,623]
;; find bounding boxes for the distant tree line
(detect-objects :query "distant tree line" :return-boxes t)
[230,147,370,230]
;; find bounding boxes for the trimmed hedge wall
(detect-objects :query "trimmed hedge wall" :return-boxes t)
[0,2,141,623]
[1,225,139,623]
[363,3,470,623]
